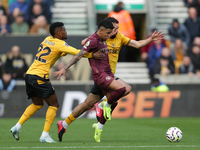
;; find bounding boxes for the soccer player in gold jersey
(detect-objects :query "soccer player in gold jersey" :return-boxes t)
[56,17,164,142]
[10,22,104,143]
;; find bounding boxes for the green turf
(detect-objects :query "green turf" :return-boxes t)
[1,117,200,150]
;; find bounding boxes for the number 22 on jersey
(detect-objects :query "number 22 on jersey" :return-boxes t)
[35,44,51,63]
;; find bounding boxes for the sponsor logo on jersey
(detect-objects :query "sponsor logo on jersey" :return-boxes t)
[99,47,108,53]
[108,48,118,54]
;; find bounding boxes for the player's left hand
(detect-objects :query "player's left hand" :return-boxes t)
[151,30,165,41]
[53,68,66,80]
[93,51,105,59]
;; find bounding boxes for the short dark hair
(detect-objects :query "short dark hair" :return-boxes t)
[173,18,179,24]
[2,70,11,74]
[98,19,114,30]
[117,1,124,6]
[49,22,64,36]
[105,17,119,24]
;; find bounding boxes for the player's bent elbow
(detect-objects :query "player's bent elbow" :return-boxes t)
[129,40,140,49]
[135,44,142,49]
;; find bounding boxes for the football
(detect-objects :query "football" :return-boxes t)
[166,127,183,142]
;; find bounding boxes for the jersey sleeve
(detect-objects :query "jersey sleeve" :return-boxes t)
[60,52,67,57]
[82,39,98,52]
[58,41,93,58]
[83,51,93,58]
[119,32,131,45]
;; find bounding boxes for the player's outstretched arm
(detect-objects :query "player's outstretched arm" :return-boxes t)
[127,30,165,49]
[53,49,88,79]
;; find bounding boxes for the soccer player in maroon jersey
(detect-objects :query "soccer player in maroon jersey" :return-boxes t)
[54,18,164,143]
[53,19,129,139]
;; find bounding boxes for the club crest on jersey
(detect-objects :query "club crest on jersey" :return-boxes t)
[106,76,111,81]
[112,43,115,47]
[65,42,69,47]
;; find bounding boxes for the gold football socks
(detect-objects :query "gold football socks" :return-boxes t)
[43,106,58,132]
[65,113,76,125]
[18,104,43,125]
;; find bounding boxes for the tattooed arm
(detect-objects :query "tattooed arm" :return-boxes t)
[64,49,87,70]
[53,49,88,79]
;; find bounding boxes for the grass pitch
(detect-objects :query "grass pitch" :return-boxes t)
[1,117,200,150]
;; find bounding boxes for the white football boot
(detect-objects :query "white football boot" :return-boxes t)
[40,135,57,143]
[10,126,20,141]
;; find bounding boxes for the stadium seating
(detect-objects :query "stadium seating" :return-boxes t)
[152,0,188,40]
[51,0,96,35]
[115,62,150,84]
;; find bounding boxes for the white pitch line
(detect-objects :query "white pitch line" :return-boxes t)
[0,145,200,149]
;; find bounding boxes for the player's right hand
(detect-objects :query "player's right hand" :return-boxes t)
[93,51,105,59]
[53,68,66,80]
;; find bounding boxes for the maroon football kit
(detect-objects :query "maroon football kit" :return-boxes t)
[82,33,114,95]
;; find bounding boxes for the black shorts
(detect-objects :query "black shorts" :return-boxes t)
[25,74,55,99]
[89,83,104,99]
[89,76,120,99]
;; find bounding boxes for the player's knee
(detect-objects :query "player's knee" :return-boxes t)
[53,103,59,108]
[125,85,132,95]
[56,103,59,108]
[116,87,126,98]
[49,101,59,108]
[34,104,43,110]
[82,101,92,111]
